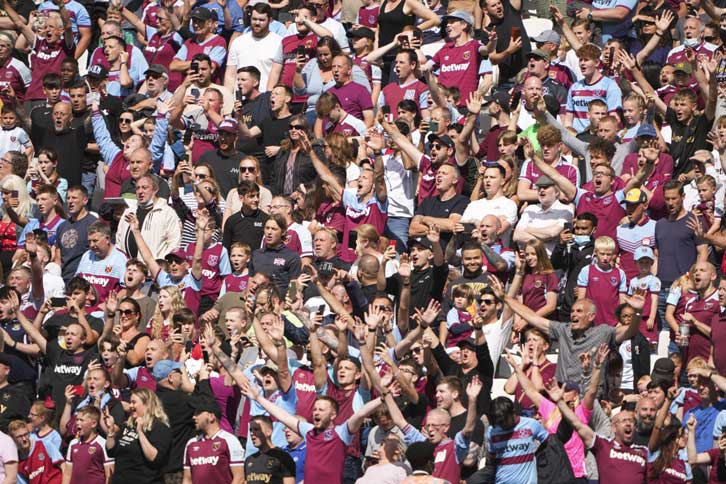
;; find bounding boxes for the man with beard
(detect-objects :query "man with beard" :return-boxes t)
[632,397,657,445]
[198,118,244,197]
[55,186,97,283]
[549,382,648,484]
[244,416,296,484]
[678,262,719,365]
[183,396,244,484]
[443,241,489,310]
[111,338,172,392]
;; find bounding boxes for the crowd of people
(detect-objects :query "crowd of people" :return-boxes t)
[0,0,725,482]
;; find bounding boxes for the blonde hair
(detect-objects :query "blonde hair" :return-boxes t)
[594,236,616,253]
[149,286,185,339]
[0,175,34,220]
[129,388,170,431]
[686,356,708,372]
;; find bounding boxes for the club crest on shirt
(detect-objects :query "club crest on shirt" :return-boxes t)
[610,277,618,286]
[706,302,714,310]
[463,51,471,60]
[208,255,219,266]
[534,280,542,288]
[642,238,651,247]
[274,258,286,267]
[38,452,44,461]
[105,266,113,273]
[323,429,335,441]
[88,446,96,454]
[212,442,221,451]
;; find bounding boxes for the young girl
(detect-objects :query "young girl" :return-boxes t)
[356,0,380,30]
[577,236,627,327]
[29,400,62,455]
[517,240,559,330]
[628,245,661,347]
[441,284,475,347]
[184,216,230,313]
[26,148,68,203]
[147,286,185,340]
[664,270,694,347]
[220,242,250,296]
[0,107,33,161]
[620,93,645,143]
[350,31,382,109]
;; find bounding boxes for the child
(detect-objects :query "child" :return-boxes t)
[628,245,661,346]
[620,93,645,143]
[220,242,250,296]
[65,406,113,484]
[441,284,475,347]
[691,175,722,234]
[577,236,627,326]
[0,106,33,161]
[28,400,62,456]
[356,0,379,30]
[518,240,559,326]
[184,217,231,313]
[670,356,707,420]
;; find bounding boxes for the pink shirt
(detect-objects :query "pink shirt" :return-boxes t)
[538,397,591,478]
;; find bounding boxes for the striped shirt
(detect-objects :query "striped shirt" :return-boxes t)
[486,417,548,484]
[616,217,657,281]
[566,75,622,133]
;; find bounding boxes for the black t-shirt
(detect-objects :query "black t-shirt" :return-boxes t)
[198,149,244,197]
[486,1,531,81]
[34,127,89,186]
[156,387,195,473]
[237,92,272,157]
[257,115,293,183]
[415,193,470,249]
[448,410,485,446]
[45,344,98,410]
[109,419,172,484]
[43,312,104,342]
[71,110,99,173]
[0,384,30,432]
[398,392,429,430]
[222,209,269,252]
[665,108,712,177]
[244,447,296,484]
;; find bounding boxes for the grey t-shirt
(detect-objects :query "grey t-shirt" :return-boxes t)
[548,321,617,383]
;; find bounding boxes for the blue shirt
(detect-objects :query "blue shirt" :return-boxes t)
[487,417,549,484]
[684,405,720,452]
[284,441,306,483]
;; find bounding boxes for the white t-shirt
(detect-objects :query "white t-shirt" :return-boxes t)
[0,127,31,157]
[480,316,513,372]
[382,152,417,218]
[227,31,283,92]
[619,339,634,390]
[461,195,519,245]
[286,17,350,53]
[517,200,574,254]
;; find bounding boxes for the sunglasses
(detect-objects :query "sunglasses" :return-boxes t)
[194,172,209,179]
[481,299,497,305]
[239,166,256,172]
[373,305,393,312]
[705,35,718,42]
[411,347,423,354]
[119,118,133,124]
[431,143,443,149]
[146,73,163,79]
[119,309,136,316]
[289,124,305,131]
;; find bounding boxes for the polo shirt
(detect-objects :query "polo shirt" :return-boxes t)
[548,321,617,382]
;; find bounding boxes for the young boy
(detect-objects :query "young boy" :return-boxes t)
[64,406,113,484]
[576,235,627,326]
[184,218,231,313]
[628,246,661,346]
[220,242,250,296]
[691,175,723,234]
[0,107,33,160]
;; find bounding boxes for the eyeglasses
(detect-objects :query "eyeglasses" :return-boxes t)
[593,171,611,178]
[119,309,136,316]
[373,305,393,312]
[289,124,305,131]
[239,166,256,172]
[411,347,423,354]
[705,35,718,42]
[119,118,133,124]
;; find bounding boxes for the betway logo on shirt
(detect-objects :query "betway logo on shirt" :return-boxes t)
[609,448,645,465]
[54,364,83,376]
[82,274,112,287]
[190,455,219,466]
[295,381,316,393]
[440,62,471,73]
[29,465,46,480]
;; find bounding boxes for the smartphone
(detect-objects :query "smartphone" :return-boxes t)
[183,128,193,145]
[608,46,614,66]
[296,45,305,58]
[397,34,410,48]
[72,385,85,396]
[317,304,325,315]
[235,90,244,104]
[510,90,522,110]
[286,281,298,301]
[51,297,67,307]
[412,28,422,43]
[85,91,99,106]
[511,26,521,40]
[388,239,397,248]
[563,222,573,232]
[190,87,200,99]
[183,183,194,194]
[348,230,358,250]
[428,120,439,133]
[382,105,393,123]
[190,61,199,74]
[462,223,476,234]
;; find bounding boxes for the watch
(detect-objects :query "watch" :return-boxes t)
[587,12,593,22]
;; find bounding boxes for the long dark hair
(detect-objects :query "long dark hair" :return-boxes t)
[651,424,684,477]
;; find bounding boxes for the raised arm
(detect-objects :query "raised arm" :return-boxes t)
[583,344,609,411]
[526,140,576,202]
[503,351,544,408]
[0,0,34,44]
[614,290,646,343]
[550,6,582,51]
[302,133,344,196]
[346,395,387,434]
[13,292,46,354]
[240,376,301,431]
[456,93,482,162]
[461,376,483,439]
[648,386,676,452]
[489,275,551,334]
[125,212,162,279]
[120,5,147,34]
[546,379,595,447]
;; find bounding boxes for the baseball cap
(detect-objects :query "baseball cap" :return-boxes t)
[164,249,188,263]
[673,61,693,75]
[443,10,474,26]
[427,133,454,148]
[145,64,169,78]
[636,124,657,138]
[457,338,477,350]
[634,245,655,261]
[534,174,555,188]
[190,7,213,21]
[188,395,222,417]
[532,30,561,44]
[564,381,580,393]
[527,49,551,63]
[483,91,511,114]
[409,236,433,251]
[86,64,108,80]
[624,188,648,204]
[348,27,375,40]
[218,117,239,134]
[0,353,12,368]
[152,360,183,380]
[651,357,675,386]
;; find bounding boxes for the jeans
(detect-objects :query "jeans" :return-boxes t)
[385,216,410,253]
[342,455,362,484]
[82,171,97,206]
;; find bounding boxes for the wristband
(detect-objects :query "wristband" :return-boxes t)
[587,12,593,22]
[11,340,16,349]
[710,371,717,379]
[655,30,664,36]
[368,328,377,333]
